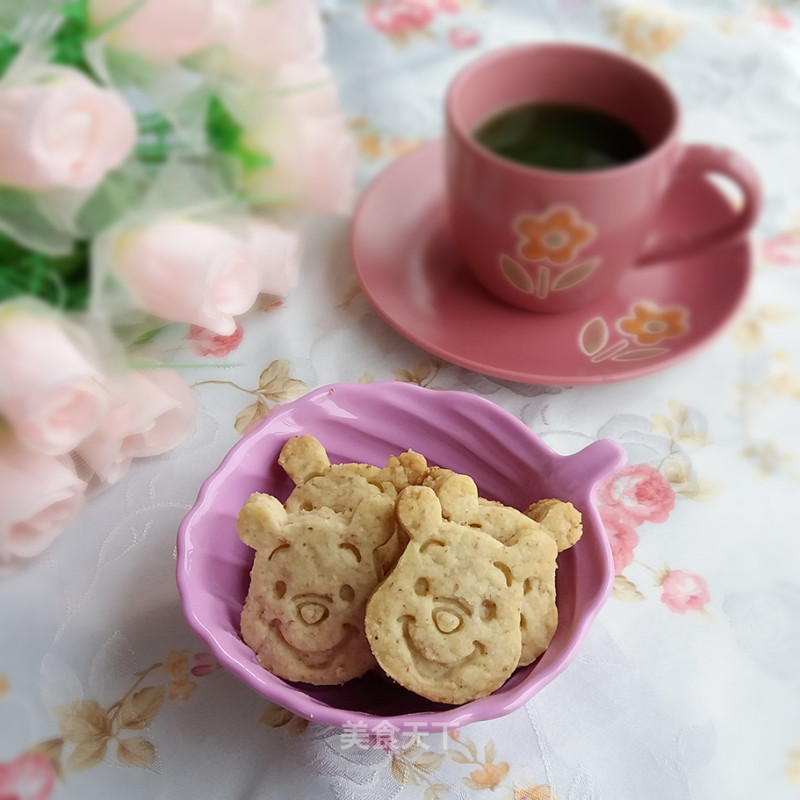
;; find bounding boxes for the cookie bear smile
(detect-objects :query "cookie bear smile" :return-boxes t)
[401,615,485,673]
[270,620,358,670]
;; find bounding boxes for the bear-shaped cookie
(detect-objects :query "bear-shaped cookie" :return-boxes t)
[238,491,397,685]
[364,484,542,704]
[422,472,565,667]
[280,434,430,517]
[278,435,432,568]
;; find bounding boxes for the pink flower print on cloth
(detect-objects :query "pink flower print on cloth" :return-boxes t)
[660,569,710,613]
[448,25,480,48]
[515,206,595,265]
[761,232,800,266]
[600,512,640,575]
[188,323,244,357]
[0,753,55,800]
[190,652,220,677]
[366,0,436,34]
[596,464,675,526]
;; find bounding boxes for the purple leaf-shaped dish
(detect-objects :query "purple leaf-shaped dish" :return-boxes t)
[176,382,625,732]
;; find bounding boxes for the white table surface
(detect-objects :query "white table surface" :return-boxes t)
[2,1,800,798]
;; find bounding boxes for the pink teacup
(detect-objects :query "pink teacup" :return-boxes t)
[445,42,762,313]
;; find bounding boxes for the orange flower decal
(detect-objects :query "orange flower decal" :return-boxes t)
[469,759,510,788]
[618,302,688,345]
[516,206,594,264]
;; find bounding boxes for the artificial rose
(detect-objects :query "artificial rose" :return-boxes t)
[227,0,324,70]
[596,463,676,526]
[89,0,247,62]
[660,569,710,613]
[121,369,197,458]
[77,368,196,486]
[248,219,302,297]
[0,427,87,569]
[0,65,136,192]
[105,217,261,336]
[240,62,356,215]
[0,302,109,456]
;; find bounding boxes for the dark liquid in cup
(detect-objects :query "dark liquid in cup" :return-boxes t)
[473,102,648,171]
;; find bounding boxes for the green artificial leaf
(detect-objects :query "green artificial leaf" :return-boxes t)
[206,95,243,153]
[0,33,20,76]
[0,232,90,311]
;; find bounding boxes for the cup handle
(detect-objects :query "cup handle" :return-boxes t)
[636,144,762,266]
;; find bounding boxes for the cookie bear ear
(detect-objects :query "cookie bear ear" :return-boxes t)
[396,485,444,542]
[237,492,288,551]
[525,499,583,551]
[278,435,331,485]
[503,526,558,584]
[381,449,430,489]
[429,472,478,520]
[349,494,397,551]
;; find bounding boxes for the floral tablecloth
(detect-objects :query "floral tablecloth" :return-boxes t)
[3,1,800,798]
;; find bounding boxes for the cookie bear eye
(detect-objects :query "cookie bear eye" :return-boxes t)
[480,599,497,621]
[493,561,513,588]
[274,581,287,600]
[340,584,355,602]
[414,578,430,596]
[340,543,362,562]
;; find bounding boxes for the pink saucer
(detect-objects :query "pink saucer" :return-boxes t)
[351,141,753,385]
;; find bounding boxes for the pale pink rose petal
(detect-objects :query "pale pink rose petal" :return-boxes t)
[660,570,710,613]
[76,371,155,485]
[0,430,86,567]
[188,323,244,357]
[74,397,133,487]
[76,369,195,486]
[244,111,356,214]
[121,369,197,458]
[437,0,461,11]
[0,67,136,191]
[271,59,343,118]
[0,753,56,800]
[228,0,324,70]
[0,306,109,456]
[240,61,356,214]
[596,464,675,526]
[248,220,301,297]
[109,218,260,336]
[90,0,248,62]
